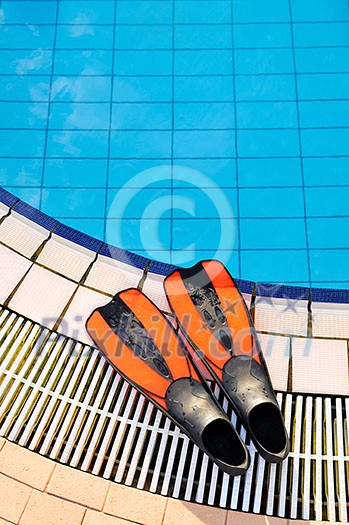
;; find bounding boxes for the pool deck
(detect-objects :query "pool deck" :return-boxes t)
[0,437,332,525]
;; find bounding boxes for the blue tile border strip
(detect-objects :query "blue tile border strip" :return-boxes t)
[1,185,348,303]
[0,187,20,208]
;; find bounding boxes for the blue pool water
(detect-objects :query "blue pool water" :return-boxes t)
[0,0,349,288]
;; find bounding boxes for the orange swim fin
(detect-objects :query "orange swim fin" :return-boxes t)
[86,288,249,476]
[164,260,290,463]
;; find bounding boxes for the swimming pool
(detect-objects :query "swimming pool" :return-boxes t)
[0,0,348,289]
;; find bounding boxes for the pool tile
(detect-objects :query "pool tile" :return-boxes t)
[1,0,57,24]
[0,101,48,129]
[37,232,98,281]
[299,100,349,128]
[0,129,46,157]
[0,75,50,102]
[175,50,233,75]
[115,50,172,75]
[0,25,55,49]
[41,188,106,218]
[238,158,302,187]
[235,49,294,75]
[241,249,309,283]
[0,244,32,304]
[174,130,235,158]
[107,187,171,219]
[175,25,232,49]
[51,76,112,102]
[172,187,237,218]
[292,337,349,395]
[106,218,171,252]
[238,129,300,157]
[110,130,172,158]
[136,249,172,264]
[303,157,349,186]
[175,1,231,24]
[174,102,235,130]
[4,187,41,208]
[173,218,238,251]
[0,49,53,75]
[54,49,113,76]
[112,102,172,130]
[0,211,49,258]
[49,102,110,130]
[236,74,296,101]
[56,24,114,49]
[115,25,172,49]
[237,101,298,129]
[239,188,305,218]
[293,22,349,47]
[295,47,349,74]
[44,159,107,187]
[173,158,237,187]
[305,187,349,217]
[297,73,349,100]
[312,299,349,338]
[171,248,239,271]
[258,333,290,392]
[58,0,115,25]
[61,218,104,240]
[0,159,43,186]
[240,218,307,249]
[291,0,349,22]
[234,23,292,48]
[117,0,172,24]
[301,129,349,157]
[113,76,172,102]
[234,0,290,23]
[310,250,349,282]
[9,264,78,329]
[308,218,349,249]
[108,160,172,187]
[46,130,109,158]
[174,75,234,102]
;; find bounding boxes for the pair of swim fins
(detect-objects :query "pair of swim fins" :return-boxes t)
[86,260,289,477]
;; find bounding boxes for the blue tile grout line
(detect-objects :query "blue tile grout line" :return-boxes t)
[288,0,312,287]
[103,0,118,243]
[38,0,60,212]
[169,0,175,264]
[230,0,240,278]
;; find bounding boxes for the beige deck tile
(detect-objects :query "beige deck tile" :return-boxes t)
[0,473,32,523]
[47,463,110,511]
[83,508,137,525]
[164,499,226,525]
[0,441,55,490]
[227,510,265,524]
[287,521,310,525]
[266,518,289,525]
[20,490,85,525]
[104,484,166,525]
[0,439,6,452]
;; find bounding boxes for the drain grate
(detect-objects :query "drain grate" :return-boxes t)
[0,305,348,522]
